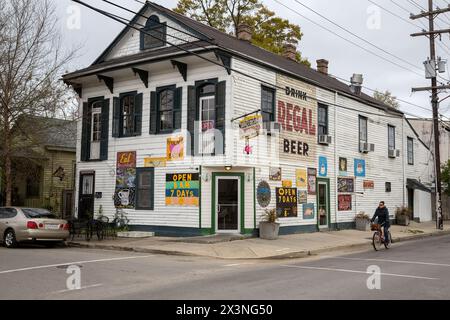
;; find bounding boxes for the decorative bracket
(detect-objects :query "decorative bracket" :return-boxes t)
[63,80,82,98]
[171,60,187,82]
[214,50,231,75]
[97,75,114,94]
[132,68,149,88]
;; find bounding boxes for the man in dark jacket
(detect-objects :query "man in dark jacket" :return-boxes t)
[371,201,390,244]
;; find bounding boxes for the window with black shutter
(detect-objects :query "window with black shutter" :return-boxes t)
[81,97,109,161]
[388,125,396,151]
[261,86,275,130]
[407,137,414,165]
[150,85,182,134]
[136,168,154,210]
[113,92,142,138]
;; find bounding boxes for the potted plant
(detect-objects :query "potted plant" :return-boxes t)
[259,209,280,240]
[355,211,371,231]
[395,206,411,226]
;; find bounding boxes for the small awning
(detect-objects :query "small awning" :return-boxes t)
[407,178,431,193]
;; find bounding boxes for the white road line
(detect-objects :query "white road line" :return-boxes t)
[52,283,103,294]
[275,248,291,252]
[0,255,154,275]
[323,256,450,267]
[280,264,438,280]
[224,263,255,267]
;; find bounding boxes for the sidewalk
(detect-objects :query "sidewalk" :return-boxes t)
[67,222,450,260]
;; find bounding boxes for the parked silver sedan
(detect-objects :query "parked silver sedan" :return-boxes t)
[0,207,69,248]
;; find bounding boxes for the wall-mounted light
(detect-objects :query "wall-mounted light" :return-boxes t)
[225,165,233,171]
[201,173,211,182]
[246,173,252,182]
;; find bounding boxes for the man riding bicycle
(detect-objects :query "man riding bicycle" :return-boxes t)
[371,201,390,244]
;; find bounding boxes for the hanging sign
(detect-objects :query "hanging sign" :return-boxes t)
[276,187,298,218]
[354,159,366,177]
[298,190,308,204]
[269,167,282,181]
[117,151,136,168]
[239,114,262,139]
[165,173,199,206]
[307,168,317,195]
[282,180,293,188]
[338,177,355,193]
[167,137,184,161]
[318,156,328,177]
[339,157,348,176]
[338,194,352,211]
[303,203,315,220]
[296,169,307,188]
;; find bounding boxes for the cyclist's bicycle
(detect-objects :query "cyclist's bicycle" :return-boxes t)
[371,223,392,251]
[112,208,129,231]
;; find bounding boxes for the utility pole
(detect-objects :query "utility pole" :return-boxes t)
[410,0,448,230]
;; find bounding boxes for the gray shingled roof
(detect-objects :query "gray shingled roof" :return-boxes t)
[63,1,402,115]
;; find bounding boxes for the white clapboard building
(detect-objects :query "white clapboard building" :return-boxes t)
[63,2,433,236]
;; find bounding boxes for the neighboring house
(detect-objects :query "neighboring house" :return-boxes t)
[62,2,433,236]
[408,118,450,220]
[9,117,76,218]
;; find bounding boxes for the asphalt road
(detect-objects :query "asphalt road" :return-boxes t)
[1,235,450,300]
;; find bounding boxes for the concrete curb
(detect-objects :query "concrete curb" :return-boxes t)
[67,229,450,260]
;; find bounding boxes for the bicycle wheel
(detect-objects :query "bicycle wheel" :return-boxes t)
[384,231,392,249]
[372,232,382,251]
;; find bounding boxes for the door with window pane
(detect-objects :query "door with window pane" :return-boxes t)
[136,168,154,210]
[78,172,95,220]
[317,179,329,229]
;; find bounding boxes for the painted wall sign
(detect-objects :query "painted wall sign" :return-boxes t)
[338,194,352,211]
[117,151,136,168]
[363,180,375,189]
[257,181,271,208]
[354,159,366,177]
[144,157,167,167]
[318,156,328,177]
[277,74,317,163]
[298,190,308,204]
[115,151,136,208]
[303,203,315,220]
[296,169,307,188]
[165,173,199,206]
[282,180,293,188]
[167,137,184,161]
[269,167,282,181]
[239,114,262,139]
[337,177,354,193]
[339,157,347,176]
[307,168,317,195]
[276,187,298,218]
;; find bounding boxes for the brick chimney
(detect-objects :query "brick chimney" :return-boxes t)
[236,23,252,42]
[283,44,297,61]
[316,59,329,75]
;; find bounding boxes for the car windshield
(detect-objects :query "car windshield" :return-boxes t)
[22,208,57,219]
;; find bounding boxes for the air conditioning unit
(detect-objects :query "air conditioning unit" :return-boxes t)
[389,149,401,158]
[318,135,332,145]
[360,142,375,153]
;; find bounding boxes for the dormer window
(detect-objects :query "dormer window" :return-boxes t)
[140,15,166,50]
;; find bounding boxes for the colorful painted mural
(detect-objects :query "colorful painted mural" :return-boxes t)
[276,187,298,218]
[165,173,199,206]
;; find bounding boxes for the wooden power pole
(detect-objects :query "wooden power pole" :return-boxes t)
[410,0,448,230]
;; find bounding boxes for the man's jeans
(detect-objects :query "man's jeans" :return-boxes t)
[383,224,390,243]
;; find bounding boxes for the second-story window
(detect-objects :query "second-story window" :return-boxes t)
[112,92,143,138]
[159,89,174,132]
[140,15,166,50]
[388,125,396,151]
[149,86,182,134]
[261,86,275,129]
[359,116,368,152]
[318,104,328,136]
[407,137,414,165]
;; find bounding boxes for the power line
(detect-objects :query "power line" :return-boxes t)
[71,0,441,123]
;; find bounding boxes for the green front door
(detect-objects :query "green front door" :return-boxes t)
[317,178,330,229]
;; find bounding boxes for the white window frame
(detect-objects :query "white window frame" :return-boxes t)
[199,95,216,154]
[90,103,102,160]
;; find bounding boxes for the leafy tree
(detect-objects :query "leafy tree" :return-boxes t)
[373,90,400,109]
[0,0,78,206]
[442,160,450,196]
[174,0,309,65]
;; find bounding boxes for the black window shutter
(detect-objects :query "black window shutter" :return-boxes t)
[174,87,182,130]
[81,102,91,161]
[149,168,155,210]
[100,99,110,160]
[112,97,120,137]
[215,81,226,155]
[149,91,157,134]
[187,86,197,156]
[134,93,143,136]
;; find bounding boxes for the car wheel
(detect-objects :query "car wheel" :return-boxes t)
[4,229,18,248]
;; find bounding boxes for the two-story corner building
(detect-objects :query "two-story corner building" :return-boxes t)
[62,2,433,236]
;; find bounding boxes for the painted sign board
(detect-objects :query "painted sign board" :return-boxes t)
[239,114,262,139]
[338,177,355,193]
[338,194,352,211]
[276,187,298,218]
[165,173,199,206]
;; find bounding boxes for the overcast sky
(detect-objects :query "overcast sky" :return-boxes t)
[55,0,450,118]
